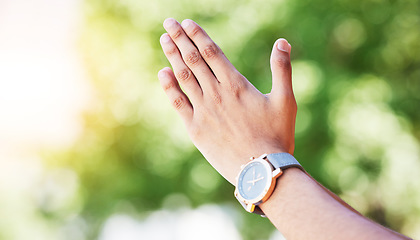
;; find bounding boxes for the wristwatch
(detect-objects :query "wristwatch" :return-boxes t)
[234,153,303,216]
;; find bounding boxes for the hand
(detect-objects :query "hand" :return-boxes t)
[158,18,297,184]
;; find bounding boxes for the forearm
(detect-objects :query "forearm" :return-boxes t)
[306,172,362,215]
[260,168,410,240]
[159,18,411,240]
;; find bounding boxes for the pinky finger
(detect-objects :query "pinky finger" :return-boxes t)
[158,67,194,124]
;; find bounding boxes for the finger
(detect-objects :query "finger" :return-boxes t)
[270,38,294,97]
[180,19,238,83]
[160,33,202,103]
[158,67,193,124]
[163,18,218,92]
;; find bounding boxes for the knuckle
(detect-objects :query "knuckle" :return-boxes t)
[184,51,201,66]
[189,25,201,38]
[163,80,177,91]
[274,56,291,70]
[212,93,222,105]
[202,44,218,60]
[228,80,245,96]
[176,69,192,82]
[171,29,182,40]
[164,46,177,56]
[172,96,185,110]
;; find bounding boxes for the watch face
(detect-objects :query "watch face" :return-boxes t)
[237,159,272,202]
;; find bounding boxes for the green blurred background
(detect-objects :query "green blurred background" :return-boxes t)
[0,0,419,239]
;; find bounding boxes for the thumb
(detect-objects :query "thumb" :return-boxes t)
[270,38,293,96]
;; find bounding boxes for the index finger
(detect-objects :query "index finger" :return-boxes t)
[180,19,238,83]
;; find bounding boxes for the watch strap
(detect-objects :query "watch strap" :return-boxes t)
[266,153,303,171]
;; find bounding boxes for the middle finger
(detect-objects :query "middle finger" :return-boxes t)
[163,18,218,93]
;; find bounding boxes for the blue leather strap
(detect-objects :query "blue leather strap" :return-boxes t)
[266,153,303,171]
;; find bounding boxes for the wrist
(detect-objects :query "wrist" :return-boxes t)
[228,146,290,184]
[258,167,307,211]
[234,152,304,216]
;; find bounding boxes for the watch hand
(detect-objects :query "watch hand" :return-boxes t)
[248,168,256,186]
[254,176,264,182]
[247,179,255,184]
[247,176,265,185]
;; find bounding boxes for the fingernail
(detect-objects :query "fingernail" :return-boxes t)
[277,38,291,53]
[181,19,191,29]
[158,69,168,78]
[163,18,176,28]
[160,34,171,43]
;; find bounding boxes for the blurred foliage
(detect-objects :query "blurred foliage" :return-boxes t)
[43,0,420,239]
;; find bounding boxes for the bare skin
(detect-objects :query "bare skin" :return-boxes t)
[158,18,411,240]
[159,18,295,184]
